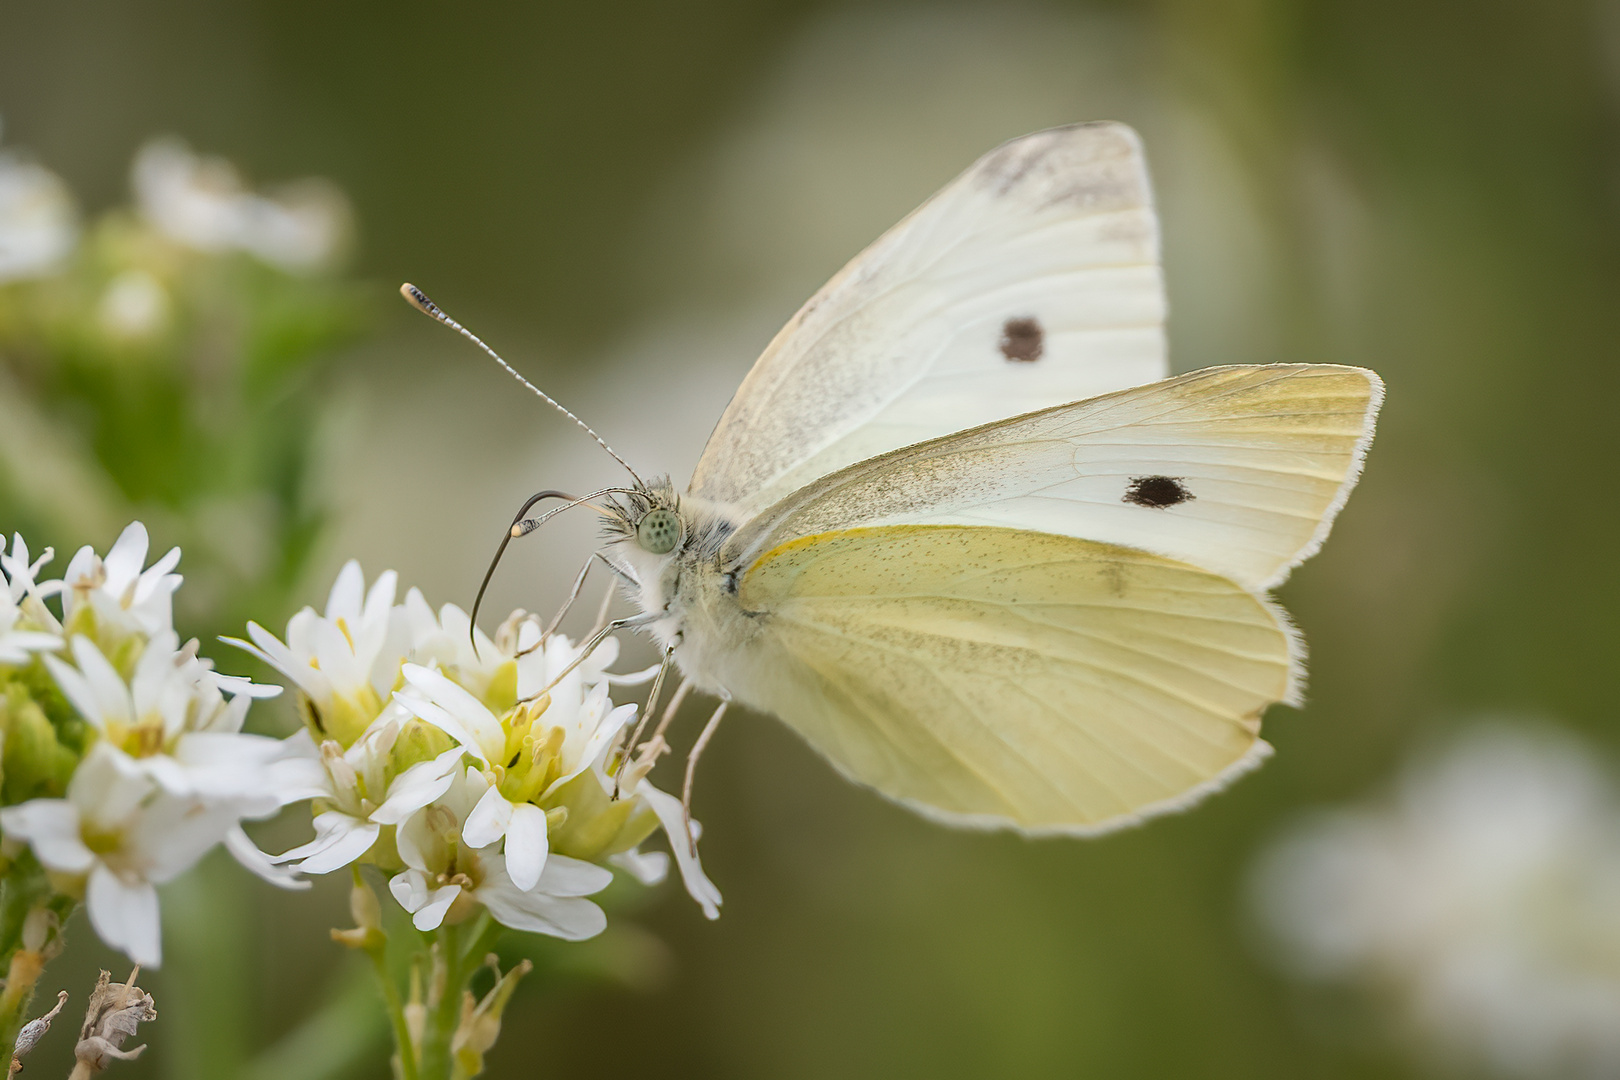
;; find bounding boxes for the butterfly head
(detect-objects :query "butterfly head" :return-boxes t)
[600,479,687,585]
[602,480,684,550]
[599,480,746,640]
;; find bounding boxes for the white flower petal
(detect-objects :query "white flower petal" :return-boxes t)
[260,732,332,804]
[231,623,299,680]
[224,826,309,890]
[0,631,60,653]
[72,637,138,728]
[639,783,722,919]
[138,754,194,797]
[504,802,549,891]
[391,691,485,762]
[461,786,514,850]
[102,522,150,591]
[131,795,241,883]
[69,745,157,828]
[567,702,636,781]
[308,618,365,697]
[412,884,461,931]
[479,870,606,941]
[394,809,433,873]
[535,853,614,898]
[211,673,282,699]
[361,568,398,632]
[274,811,379,873]
[129,547,182,619]
[399,664,505,761]
[41,653,106,730]
[325,560,365,622]
[86,866,162,968]
[389,869,427,912]
[605,662,662,687]
[370,747,465,825]
[609,847,670,886]
[0,800,94,873]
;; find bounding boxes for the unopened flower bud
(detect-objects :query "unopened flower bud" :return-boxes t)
[332,874,385,951]
[21,906,59,957]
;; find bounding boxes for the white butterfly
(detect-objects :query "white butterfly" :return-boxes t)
[406,121,1381,839]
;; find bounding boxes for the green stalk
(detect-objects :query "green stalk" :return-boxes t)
[413,912,506,1079]
[369,941,419,1080]
[415,921,462,1079]
[0,854,57,1068]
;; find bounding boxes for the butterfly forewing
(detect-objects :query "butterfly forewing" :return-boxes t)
[727,364,1382,593]
[689,122,1167,515]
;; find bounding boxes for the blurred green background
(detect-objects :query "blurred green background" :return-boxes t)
[4,0,1620,1076]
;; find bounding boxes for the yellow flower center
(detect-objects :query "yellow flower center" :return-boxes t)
[104,713,170,759]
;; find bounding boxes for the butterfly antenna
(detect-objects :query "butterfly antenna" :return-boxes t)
[470,489,577,658]
[400,283,644,486]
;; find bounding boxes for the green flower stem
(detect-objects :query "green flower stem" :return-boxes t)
[0,948,43,1070]
[412,914,503,1080]
[415,920,461,1079]
[0,854,58,1069]
[368,940,419,1080]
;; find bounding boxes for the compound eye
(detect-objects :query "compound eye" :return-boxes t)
[636,509,681,554]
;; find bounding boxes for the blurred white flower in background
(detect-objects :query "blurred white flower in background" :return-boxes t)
[0,125,77,284]
[1250,724,1620,1079]
[133,137,351,272]
[95,268,171,340]
[43,631,283,801]
[0,523,303,969]
[59,521,182,642]
[1,744,251,968]
[0,535,62,664]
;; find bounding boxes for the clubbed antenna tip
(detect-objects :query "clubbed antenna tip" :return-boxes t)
[399,282,440,318]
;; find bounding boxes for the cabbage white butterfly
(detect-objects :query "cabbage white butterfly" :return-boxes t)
[404,121,1381,838]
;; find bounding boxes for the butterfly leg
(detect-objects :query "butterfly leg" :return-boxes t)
[682,693,730,856]
[612,643,676,798]
[528,611,659,702]
[587,570,617,636]
[650,678,694,746]
[537,552,596,642]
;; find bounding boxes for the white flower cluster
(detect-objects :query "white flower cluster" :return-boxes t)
[0,523,721,970]
[133,139,350,272]
[0,129,350,291]
[230,561,722,941]
[1250,724,1620,1079]
[0,524,296,969]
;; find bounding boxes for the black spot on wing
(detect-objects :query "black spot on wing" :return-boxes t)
[1124,476,1193,508]
[999,317,1044,362]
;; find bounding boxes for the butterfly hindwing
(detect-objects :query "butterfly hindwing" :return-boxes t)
[729,526,1291,832]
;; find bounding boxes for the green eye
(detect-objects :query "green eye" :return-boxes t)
[636,509,680,554]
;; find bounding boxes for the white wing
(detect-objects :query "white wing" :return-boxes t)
[689,122,1167,516]
[724,364,1383,593]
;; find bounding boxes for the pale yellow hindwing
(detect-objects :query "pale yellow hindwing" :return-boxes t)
[737,525,1294,834]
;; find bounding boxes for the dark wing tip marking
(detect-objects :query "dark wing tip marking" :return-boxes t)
[999,317,1044,362]
[1124,476,1193,508]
